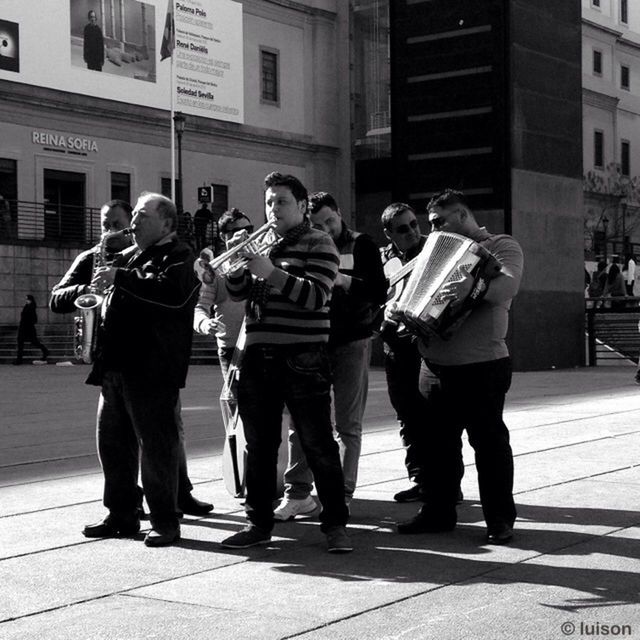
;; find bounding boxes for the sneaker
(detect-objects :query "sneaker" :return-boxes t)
[273,495,317,521]
[220,525,271,549]
[326,526,353,553]
[393,484,425,503]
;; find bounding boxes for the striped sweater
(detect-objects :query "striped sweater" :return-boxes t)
[226,226,339,346]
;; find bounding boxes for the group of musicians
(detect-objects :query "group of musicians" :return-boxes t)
[49,174,523,552]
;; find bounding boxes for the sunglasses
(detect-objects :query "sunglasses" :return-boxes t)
[392,219,419,234]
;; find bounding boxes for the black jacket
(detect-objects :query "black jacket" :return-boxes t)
[329,224,387,346]
[86,238,200,389]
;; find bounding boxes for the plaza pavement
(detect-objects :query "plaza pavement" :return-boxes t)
[0,362,639,640]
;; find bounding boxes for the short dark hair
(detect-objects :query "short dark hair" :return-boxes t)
[103,199,133,220]
[264,172,308,204]
[308,192,338,216]
[427,189,470,213]
[138,192,178,231]
[219,207,252,234]
[88,10,96,18]
[381,202,415,231]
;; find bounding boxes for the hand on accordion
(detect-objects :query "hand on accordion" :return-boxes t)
[440,265,473,309]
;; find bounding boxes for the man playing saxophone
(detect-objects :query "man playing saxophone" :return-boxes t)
[50,196,208,544]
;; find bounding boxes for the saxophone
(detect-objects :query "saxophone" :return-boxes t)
[74,229,131,364]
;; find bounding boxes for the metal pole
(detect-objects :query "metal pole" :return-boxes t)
[177,130,183,214]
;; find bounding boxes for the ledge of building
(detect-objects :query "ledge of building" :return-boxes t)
[0,81,340,157]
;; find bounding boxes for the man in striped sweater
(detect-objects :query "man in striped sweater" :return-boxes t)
[274,191,386,519]
[220,172,352,553]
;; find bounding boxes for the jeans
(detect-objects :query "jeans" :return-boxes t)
[283,338,371,500]
[419,357,516,528]
[98,371,180,529]
[384,340,430,486]
[237,343,348,533]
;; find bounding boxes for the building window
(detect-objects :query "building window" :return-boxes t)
[621,65,630,90]
[594,130,604,168]
[260,48,279,104]
[593,50,602,75]
[110,172,131,204]
[592,0,600,8]
[621,0,628,24]
[161,177,181,201]
[621,140,630,176]
[0,158,17,240]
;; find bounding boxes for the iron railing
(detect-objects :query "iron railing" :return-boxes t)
[585,297,640,365]
[0,200,101,247]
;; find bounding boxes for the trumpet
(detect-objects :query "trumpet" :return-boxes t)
[208,220,278,276]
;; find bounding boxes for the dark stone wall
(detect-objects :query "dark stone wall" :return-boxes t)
[377,0,584,370]
[508,0,584,370]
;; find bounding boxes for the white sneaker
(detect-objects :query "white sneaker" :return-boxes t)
[273,495,317,521]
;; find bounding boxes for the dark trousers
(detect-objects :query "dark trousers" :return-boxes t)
[384,340,430,485]
[98,371,180,529]
[237,344,348,533]
[420,357,516,529]
[16,327,48,362]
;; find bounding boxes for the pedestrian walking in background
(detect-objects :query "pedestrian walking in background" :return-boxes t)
[622,254,636,297]
[605,263,626,310]
[14,295,49,365]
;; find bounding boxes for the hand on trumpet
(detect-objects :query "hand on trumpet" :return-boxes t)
[243,254,275,280]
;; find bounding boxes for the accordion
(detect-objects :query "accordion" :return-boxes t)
[396,231,502,340]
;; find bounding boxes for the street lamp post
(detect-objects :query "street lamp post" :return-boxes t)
[620,196,627,258]
[173,111,186,214]
[603,215,609,264]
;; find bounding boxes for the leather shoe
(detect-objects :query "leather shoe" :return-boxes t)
[178,495,214,517]
[83,514,140,538]
[144,525,181,547]
[397,514,456,534]
[486,523,514,544]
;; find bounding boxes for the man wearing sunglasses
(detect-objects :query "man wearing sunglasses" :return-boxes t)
[397,189,523,545]
[193,207,253,378]
[379,203,432,504]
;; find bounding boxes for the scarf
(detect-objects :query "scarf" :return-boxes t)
[247,219,311,321]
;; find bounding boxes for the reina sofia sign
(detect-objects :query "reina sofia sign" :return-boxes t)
[32,131,99,153]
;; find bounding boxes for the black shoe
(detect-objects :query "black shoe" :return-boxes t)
[82,514,140,538]
[144,525,181,547]
[220,525,271,549]
[393,485,426,503]
[486,523,513,545]
[397,514,456,534]
[178,495,214,516]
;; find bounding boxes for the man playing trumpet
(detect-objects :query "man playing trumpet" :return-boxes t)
[220,172,352,553]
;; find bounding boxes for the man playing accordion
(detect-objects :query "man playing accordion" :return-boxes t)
[395,189,523,545]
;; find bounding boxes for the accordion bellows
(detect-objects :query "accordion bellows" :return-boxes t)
[397,231,502,340]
